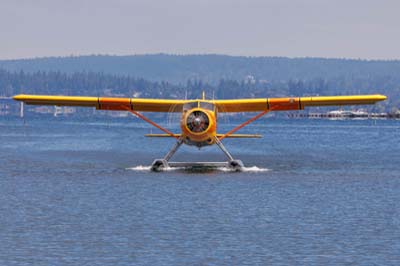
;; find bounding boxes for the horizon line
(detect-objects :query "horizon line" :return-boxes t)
[1,53,400,62]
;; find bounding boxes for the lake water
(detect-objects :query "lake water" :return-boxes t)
[0,116,399,265]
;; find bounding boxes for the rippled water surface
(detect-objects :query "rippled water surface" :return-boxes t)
[1,116,399,265]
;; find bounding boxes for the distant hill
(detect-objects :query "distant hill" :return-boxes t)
[0,54,399,112]
[1,54,400,85]
[0,68,396,113]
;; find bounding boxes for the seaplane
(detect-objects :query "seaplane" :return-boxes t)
[13,93,386,171]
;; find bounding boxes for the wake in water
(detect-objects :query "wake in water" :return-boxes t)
[126,165,270,173]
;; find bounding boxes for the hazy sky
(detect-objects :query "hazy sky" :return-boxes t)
[1,0,399,60]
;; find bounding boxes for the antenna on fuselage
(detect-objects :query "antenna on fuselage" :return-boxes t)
[202,91,205,100]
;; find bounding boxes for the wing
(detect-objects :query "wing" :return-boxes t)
[13,94,186,112]
[13,94,387,113]
[212,94,387,112]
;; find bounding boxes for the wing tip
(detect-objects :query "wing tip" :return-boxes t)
[13,94,26,101]
[377,94,387,101]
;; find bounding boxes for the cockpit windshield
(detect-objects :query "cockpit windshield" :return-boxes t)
[183,102,198,111]
[183,101,215,111]
[199,102,215,111]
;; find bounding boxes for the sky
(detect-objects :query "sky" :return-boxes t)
[1,0,400,60]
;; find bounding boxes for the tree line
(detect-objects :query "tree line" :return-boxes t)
[0,69,396,113]
[2,54,400,85]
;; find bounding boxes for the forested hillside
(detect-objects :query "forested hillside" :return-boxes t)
[0,69,394,112]
[1,54,400,85]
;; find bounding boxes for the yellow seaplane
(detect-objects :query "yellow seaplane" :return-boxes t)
[13,93,386,171]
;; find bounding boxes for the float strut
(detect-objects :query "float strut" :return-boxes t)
[164,137,184,161]
[151,137,184,171]
[214,136,234,161]
[214,137,244,171]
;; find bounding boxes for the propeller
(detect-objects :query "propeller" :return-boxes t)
[186,110,209,132]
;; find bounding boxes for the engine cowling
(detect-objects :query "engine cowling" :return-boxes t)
[181,108,216,147]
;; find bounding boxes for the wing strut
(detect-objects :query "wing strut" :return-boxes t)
[218,110,270,140]
[122,106,179,140]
